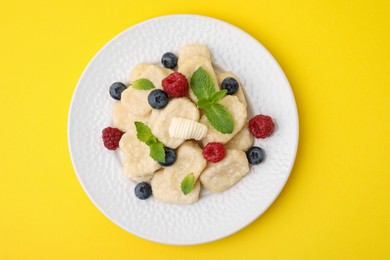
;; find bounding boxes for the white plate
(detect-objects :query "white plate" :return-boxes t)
[68,14,298,245]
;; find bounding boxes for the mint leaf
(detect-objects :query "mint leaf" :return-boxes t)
[181,173,195,195]
[197,98,212,110]
[134,121,166,163]
[145,136,157,146]
[132,78,155,90]
[134,121,153,142]
[205,103,234,134]
[210,90,227,103]
[190,67,215,100]
[149,142,165,163]
[198,90,227,109]
[192,68,234,134]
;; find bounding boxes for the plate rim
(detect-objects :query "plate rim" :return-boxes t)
[68,14,299,245]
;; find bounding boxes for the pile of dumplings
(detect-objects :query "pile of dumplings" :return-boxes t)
[113,44,254,204]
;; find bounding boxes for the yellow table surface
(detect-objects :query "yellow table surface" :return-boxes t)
[0,0,389,259]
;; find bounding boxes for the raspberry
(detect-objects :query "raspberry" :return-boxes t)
[162,72,189,98]
[249,114,275,138]
[102,127,124,150]
[202,142,226,163]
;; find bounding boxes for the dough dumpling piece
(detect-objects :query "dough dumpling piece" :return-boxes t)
[121,64,173,116]
[163,141,207,181]
[201,95,247,145]
[130,64,173,89]
[112,102,150,132]
[151,98,199,149]
[200,149,249,192]
[147,107,160,130]
[178,56,219,103]
[225,122,253,151]
[119,131,161,181]
[178,44,212,67]
[152,171,201,205]
[217,71,247,108]
[152,141,206,204]
[130,63,150,79]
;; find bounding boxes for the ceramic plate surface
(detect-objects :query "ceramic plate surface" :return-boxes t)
[68,14,298,245]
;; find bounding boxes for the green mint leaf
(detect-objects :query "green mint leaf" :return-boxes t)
[149,142,165,163]
[197,98,212,110]
[134,121,165,162]
[210,90,227,103]
[134,121,154,142]
[181,173,195,195]
[132,78,155,90]
[190,67,216,100]
[205,103,234,134]
[145,136,158,146]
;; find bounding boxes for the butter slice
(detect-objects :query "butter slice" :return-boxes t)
[169,118,207,140]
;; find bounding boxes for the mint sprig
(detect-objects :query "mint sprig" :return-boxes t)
[132,78,155,90]
[135,121,154,142]
[190,67,234,134]
[134,121,165,163]
[149,142,165,162]
[181,173,195,195]
[205,103,234,134]
[209,89,227,103]
[198,90,228,110]
[190,67,215,100]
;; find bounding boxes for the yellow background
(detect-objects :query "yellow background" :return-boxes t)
[0,0,389,259]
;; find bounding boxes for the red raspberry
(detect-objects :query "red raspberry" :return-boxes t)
[162,72,189,97]
[249,114,275,138]
[102,127,124,150]
[202,142,226,163]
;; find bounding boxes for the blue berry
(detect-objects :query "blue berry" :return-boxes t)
[148,89,169,109]
[134,182,152,200]
[158,147,176,166]
[109,82,127,100]
[246,146,265,165]
[221,77,239,95]
[161,52,178,69]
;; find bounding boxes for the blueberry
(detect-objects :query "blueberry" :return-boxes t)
[161,52,178,69]
[109,82,127,100]
[158,147,176,166]
[246,146,265,165]
[221,77,239,95]
[134,182,152,200]
[148,89,169,109]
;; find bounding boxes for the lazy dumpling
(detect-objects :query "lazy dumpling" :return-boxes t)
[121,64,173,116]
[152,141,207,204]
